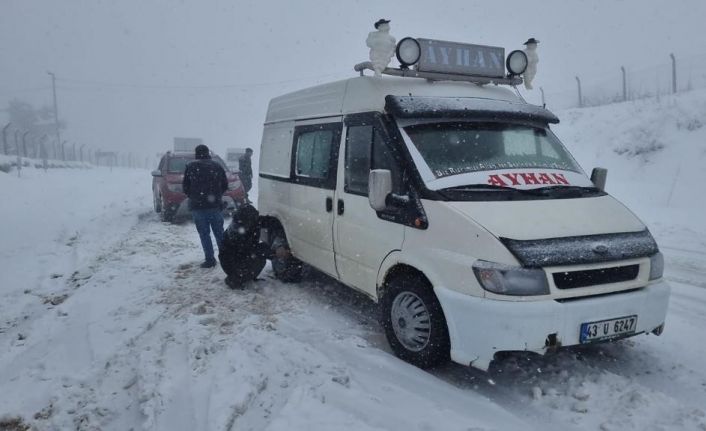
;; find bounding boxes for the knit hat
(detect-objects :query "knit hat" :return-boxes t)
[195,144,210,159]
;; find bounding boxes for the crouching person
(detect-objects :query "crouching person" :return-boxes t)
[219,204,269,289]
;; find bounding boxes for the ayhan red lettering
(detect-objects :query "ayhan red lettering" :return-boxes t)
[486,172,573,187]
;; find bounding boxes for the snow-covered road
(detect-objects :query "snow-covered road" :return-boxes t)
[1,168,705,431]
[3,91,706,430]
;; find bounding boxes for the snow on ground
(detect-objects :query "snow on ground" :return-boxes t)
[0,89,705,431]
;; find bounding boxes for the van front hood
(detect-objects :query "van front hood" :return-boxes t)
[446,195,645,241]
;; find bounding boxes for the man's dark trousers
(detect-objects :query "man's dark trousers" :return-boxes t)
[192,208,224,264]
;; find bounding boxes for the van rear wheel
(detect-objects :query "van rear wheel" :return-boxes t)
[381,275,450,368]
[269,230,303,283]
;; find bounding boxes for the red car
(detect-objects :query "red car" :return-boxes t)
[151,151,246,222]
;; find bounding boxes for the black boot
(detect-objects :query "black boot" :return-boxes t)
[200,259,217,268]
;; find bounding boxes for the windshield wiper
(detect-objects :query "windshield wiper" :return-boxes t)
[440,184,518,192]
[438,184,602,199]
[521,185,602,196]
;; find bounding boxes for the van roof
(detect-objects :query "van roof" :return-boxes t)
[265,76,522,124]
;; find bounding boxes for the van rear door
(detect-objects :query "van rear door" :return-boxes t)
[286,121,342,278]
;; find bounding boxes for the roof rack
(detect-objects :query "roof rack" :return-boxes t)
[354,62,522,86]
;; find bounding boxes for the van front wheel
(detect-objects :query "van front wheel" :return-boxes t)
[381,276,450,368]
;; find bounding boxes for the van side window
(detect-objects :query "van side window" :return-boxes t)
[292,123,341,189]
[296,130,333,179]
[345,125,399,196]
[345,125,373,195]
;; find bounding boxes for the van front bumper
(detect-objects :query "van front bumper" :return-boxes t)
[434,280,670,371]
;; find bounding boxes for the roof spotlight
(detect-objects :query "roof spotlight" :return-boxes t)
[396,37,421,68]
[506,50,528,76]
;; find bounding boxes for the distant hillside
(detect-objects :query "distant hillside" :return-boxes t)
[553,89,706,210]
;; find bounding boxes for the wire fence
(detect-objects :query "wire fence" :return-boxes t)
[542,52,706,110]
[0,124,151,172]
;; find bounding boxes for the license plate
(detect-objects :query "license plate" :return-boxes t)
[580,315,638,343]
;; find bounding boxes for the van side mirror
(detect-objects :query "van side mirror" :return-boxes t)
[590,167,608,191]
[369,169,393,211]
[151,169,162,177]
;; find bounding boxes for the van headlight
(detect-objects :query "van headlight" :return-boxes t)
[472,260,549,296]
[649,252,664,280]
[167,183,183,193]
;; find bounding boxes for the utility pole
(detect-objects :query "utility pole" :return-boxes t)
[539,87,545,107]
[621,66,627,101]
[47,71,62,150]
[670,53,677,94]
[575,76,583,108]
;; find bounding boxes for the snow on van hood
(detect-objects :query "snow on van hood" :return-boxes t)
[446,194,645,241]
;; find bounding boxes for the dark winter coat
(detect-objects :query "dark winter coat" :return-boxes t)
[219,204,267,288]
[182,158,228,210]
[238,154,253,192]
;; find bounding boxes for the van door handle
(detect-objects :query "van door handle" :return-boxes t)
[325,197,333,212]
[337,199,344,215]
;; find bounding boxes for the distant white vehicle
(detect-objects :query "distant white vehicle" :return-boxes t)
[173,137,203,153]
[225,148,248,172]
[256,36,670,371]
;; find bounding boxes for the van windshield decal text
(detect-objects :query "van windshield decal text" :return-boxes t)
[433,161,575,178]
[487,172,571,187]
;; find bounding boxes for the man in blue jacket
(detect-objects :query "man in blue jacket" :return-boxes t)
[183,144,228,268]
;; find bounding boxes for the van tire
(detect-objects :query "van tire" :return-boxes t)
[380,275,450,368]
[269,230,303,283]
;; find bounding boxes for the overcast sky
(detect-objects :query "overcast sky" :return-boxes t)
[1,0,705,163]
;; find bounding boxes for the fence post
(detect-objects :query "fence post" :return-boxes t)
[15,131,22,177]
[14,130,21,156]
[670,53,677,94]
[621,66,627,101]
[22,131,29,158]
[41,139,48,172]
[2,123,10,155]
[61,140,67,161]
[575,76,583,107]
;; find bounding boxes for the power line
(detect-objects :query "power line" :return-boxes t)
[55,72,342,90]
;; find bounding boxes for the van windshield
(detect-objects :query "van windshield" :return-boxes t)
[403,122,582,179]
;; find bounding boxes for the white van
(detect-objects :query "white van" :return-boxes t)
[256,40,670,370]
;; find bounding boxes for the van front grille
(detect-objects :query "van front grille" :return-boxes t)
[552,264,639,289]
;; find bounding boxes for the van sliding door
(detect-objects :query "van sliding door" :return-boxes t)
[287,120,342,278]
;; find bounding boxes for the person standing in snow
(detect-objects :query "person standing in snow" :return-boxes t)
[182,144,228,268]
[238,148,254,196]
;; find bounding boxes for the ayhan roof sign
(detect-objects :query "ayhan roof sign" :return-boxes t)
[416,38,505,78]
